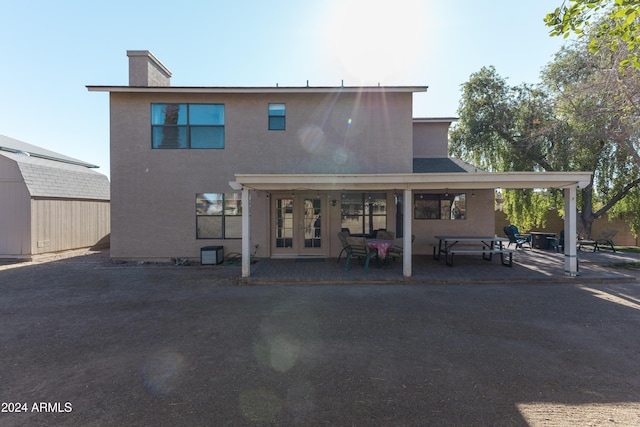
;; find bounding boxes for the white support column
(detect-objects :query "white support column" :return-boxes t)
[241,187,251,278]
[564,186,579,276]
[403,188,412,277]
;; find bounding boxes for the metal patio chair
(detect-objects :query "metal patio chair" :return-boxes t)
[344,236,372,272]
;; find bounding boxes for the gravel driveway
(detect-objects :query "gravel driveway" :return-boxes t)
[1,249,639,426]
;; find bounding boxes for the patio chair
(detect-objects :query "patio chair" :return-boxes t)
[386,234,415,261]
[504,225,532,250]
[578,230,617,252]
[344,236,372,272]
[547,230,564,253]
[336,230,351,263]
[375,230,395,240]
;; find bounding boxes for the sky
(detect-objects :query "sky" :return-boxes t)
[0,0,569,180]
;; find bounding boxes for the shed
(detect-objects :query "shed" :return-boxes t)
[0,135,110,259]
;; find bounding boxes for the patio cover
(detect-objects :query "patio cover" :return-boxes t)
[233,171,592,278]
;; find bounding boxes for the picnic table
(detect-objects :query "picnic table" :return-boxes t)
[433,235,514,267]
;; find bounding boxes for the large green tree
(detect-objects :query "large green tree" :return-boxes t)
[450,36,640,237]
[545,0,640,68]
[543,39,640,236]
[449,66,566,232]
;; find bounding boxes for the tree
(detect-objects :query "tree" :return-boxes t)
[543,39,640,236]
[449,66,563,231]
[450,41,640,237]
[545,0,640,68]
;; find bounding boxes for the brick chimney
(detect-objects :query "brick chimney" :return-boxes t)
[127,50,172,87]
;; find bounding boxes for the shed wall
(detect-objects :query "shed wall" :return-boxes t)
[31,199,111,254]
[0,183,31,256]
[0,156,31,256]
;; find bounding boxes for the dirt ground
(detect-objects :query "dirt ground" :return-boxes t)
[1,249,640,426]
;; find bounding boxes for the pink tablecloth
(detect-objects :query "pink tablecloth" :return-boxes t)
[367,239,394,259]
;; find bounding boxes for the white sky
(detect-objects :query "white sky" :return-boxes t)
[0,0,568,179]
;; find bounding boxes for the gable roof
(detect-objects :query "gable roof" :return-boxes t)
[0,137,109,200]
[0,134,98,168]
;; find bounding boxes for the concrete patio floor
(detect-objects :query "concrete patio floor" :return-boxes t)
[244,248,640,285]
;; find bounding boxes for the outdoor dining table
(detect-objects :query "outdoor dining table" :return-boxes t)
[366,239,395,260]
[529,231,557,250]
[433,235,512,266]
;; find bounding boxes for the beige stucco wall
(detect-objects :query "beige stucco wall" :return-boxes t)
[413,121,451,158]
[109,91,415,260]
[410,189,495,254]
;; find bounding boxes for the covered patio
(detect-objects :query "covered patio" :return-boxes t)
[234,171,592,278]
[241,249,638,285]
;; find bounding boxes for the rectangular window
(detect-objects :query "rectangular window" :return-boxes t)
[340,193,387,236]
[414,193,466,220]
[152,104,224,149]
[268,103,286,130]
[196,193,242,239]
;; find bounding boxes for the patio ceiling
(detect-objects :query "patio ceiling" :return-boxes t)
[233,171,592,192]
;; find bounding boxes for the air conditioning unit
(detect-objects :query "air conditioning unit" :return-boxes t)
[201,246,224,265]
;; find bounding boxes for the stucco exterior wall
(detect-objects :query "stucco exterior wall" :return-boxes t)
[109,91,414,260]
[410,189,495,254]
[413,121,451,158]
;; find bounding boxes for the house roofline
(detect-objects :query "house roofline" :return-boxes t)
[86,85,428,94]
[413,117,458,123]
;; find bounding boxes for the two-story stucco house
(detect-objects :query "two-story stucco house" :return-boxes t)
[88,50,590,277]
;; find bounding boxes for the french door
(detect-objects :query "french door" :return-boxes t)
[272,193,326,257]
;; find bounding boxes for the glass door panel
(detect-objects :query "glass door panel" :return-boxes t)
[303,198,322,249]
[275,198,294,249]
[299,195,324,255]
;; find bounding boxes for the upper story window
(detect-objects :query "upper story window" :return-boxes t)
[151,103,225,149]
[268,103,286,131]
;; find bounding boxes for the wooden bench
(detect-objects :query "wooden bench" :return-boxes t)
[446,248,514,267]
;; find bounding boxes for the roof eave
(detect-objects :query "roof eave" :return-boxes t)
[86,85,429,94]
[233,172,593,191]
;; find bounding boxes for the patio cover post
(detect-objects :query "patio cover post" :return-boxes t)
[564,186,579,276]
[403,188,412,277]
[242,187,251,277]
